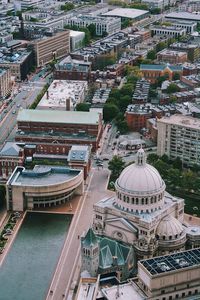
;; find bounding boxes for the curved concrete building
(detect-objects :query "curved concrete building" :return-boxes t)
[6,165,84,211]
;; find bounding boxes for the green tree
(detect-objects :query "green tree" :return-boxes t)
[108,155,125,181]
[0,185,6,208]
[173,73,180,80]
[156,41,167,52]
[169,95,177,103]
[103,103,119,122]
[61,3,74,11]
[147,50,156,60]
[147,153,159,164]
[119,95,132,111]
[87,24,96,38]
[166,83,180,94]
[76,103,91,111]
[116,120,129,134]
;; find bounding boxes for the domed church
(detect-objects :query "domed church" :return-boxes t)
[92,149,200,260]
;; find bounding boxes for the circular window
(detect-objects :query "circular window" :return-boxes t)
[117,232,122,238]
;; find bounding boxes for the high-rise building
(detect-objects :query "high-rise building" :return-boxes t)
[157,114,200,165]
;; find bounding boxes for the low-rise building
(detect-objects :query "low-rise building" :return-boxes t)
[54,55,92,81]
[6,165,84,211]
[0,48,33,81]
[132,79,150,104]
[126,104,152,131]
[15,109,103,152]
[37,80,88,111]
[0,68,11,99]
[181,74,200,88]
[30,31,70,67]
[91,88,111,104]
[165,11,200,23]
[170,42,200,62]
[0,142,24,179]
[65,15,121,36]
[151,25,186,38]
[68,145,91,180]
[138,248,200,299]
[103,8,149,21]
[157,49,188,64]
[157,114,200,165]
[170,20,197,33]
[70,30,85,52]
[140,64,183,83]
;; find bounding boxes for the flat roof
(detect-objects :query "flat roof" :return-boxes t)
[17,109,100,125]
[101,282,145,300]
[38,80,87,110]
[10,165,80,186]
[166,12,200,22]
[158,114,200,129]
[140,248,200,276]
[103,8,149,19]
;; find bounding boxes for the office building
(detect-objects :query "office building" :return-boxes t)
[31,31,70,67]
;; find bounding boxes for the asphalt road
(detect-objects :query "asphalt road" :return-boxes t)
[0,79,47,147]
[46,167,110,300]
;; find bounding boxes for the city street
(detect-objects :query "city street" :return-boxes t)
[46,167,110,300]
[0,79,47,147]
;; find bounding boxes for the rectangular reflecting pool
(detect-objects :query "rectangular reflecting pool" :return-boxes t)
[0,212,72,300]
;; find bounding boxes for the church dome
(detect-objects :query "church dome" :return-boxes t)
[116,148,165,196]
[114,149,166,214]
[156,215,184,240]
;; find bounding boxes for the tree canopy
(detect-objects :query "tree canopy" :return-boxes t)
[108,156,125,181]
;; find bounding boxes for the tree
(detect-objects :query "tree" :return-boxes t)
[156,74,169,87]
[103,103,119,122]
[166,83,180,94]
[61,3,74,11]
[120,84,133,96]
[87,24,96,38]
[156,42,167,52]
[108,156,125,181]
[147,153,159,164]
[147,50,156,60]
[0,186,6,208]
[119,95,132,111]
[76,103,91,111]
[116,120,129,134]
[169,95,177,103]
[173,73,180,81]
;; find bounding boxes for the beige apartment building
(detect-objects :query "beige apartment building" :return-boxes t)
[32,31,70,67]
[157,114,200,166]
[0,68,11,99]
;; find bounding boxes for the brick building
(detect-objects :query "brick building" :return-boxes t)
[15,109,103,153]
[140,64,183,83]
[126,105,152,131]
[157,49,188,64]
[54,55,92,81]
[0,142,24,179]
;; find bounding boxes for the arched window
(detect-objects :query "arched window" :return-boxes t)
[145,198,148,204]
[136,198,138,205]
[132,198,135,204]
[142,198,144,205]
[127,196,129,203]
